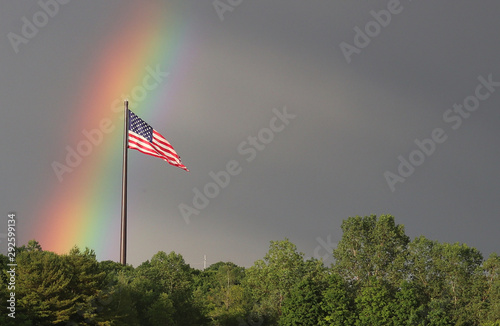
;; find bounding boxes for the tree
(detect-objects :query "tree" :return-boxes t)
[92,269,140,325]
[65,247,108,323]
[129,272,163,326]
[13,246,106,325]
[425,298,452,326]
[279,273,327,326]
[481,253,500,324]
[319,273,355,326]
[3,223,498,325]
[245,239,306,324]
[392,280,427,326]
[147,292,175,325]
[406,236,445,299]
[333,215,409,285]
[440,243,483,325]
[0,254,31,325]
[15,239,43,252]
[200,262,251,326]
[134,251,206,325]
[354,277,396,326]
[16,250,76,324]
[407,237,484,325]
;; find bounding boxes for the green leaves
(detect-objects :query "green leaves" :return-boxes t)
[134,251,206,325]
[245,239,307,323]
[319,274,355,326]
[196,262,251,325]
[1,215,498,325]
[280,276,326,326]
[10,247,107,325]
[333,215,409,285]
[355,277,396,326]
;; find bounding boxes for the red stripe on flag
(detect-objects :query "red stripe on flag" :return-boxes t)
[128,130,189,171]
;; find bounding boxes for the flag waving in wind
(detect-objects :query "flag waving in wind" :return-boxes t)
[128,110,189,171]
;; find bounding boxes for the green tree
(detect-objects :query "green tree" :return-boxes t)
[202,262,250,325]
[333,215,409,285]
[65,247,108,323]
[13,246,106,325]
[279,274,326,326]
[426,298,452,326]
[354,277,396,326]
[406,236,445,299]
[438,243,483,317]
[319,273,355,326]
[129,272,163,326]
[481,253,500,324]
[134,251,206,325]
[3,222,498,325]
[16,250,76,324]
[0,254,31,325]
[392,281,427,326]
[245,238,306,325]
[15,239,43,253]
[407,237,484,325]
[93,269,140,325]
[147,292,175,325]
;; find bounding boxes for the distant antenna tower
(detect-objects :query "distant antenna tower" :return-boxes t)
[204,255,207,270]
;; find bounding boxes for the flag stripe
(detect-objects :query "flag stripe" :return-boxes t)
[128,133,159,157]
[152,131,179,158]
[129,132,185,166]
[152,133,179,160]
[127,110,189,171]
[129,132,177,161]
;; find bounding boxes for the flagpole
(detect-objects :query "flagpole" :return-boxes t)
[120,100,129,265]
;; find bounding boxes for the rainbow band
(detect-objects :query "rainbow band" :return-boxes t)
[35,2,196,261]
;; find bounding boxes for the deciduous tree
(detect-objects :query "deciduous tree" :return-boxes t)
[333,215,409,285]
[245,238,306,324]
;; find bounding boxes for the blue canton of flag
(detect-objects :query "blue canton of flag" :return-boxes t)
[129,111,153,142]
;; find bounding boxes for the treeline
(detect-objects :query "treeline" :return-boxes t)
[1,215,499,325]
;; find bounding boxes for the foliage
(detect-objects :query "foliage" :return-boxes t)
[0,215,498,325]
[354,277,396,326]
[133,251,207,325]
[333,214,409,285]
[245,238,307,324]
[392,280,427,325]
[319,273,355,326]
[4,244,106,325]
[193,261,251,326]
[279,269,329,326]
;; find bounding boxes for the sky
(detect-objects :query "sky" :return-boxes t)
[1,0,499,268]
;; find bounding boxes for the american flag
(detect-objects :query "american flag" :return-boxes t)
[128,110,189,171]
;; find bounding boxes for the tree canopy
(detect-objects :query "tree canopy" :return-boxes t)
[0,215,498,325]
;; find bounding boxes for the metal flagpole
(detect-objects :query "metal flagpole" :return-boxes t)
[120,100,129,265]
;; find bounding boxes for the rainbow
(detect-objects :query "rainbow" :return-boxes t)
[34,2,198,261]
